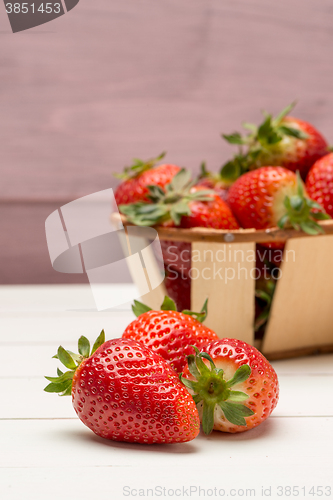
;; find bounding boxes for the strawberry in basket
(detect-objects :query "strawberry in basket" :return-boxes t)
[164,265,191,311]
[306,152,333,218]
[220,102,328,183]
[119,168,239,229]
[114,152,181,205]
[196,162,229,202]
[227,166,329,245]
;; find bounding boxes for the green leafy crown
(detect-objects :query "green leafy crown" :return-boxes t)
[180,347,254,434]
[44,330,105,396]
[119,168,214,226]
[114,152,166,181]
[278,171,329,235]
[132,295,208,323]
[220,102,309,183]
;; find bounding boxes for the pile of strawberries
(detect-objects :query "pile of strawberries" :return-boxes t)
[114,103,333,334]
[45,297,279,444]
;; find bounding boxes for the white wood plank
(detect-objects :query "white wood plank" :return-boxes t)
[262,236,333,354]
[0,378,75,419]
[0,284,136,312]
[0,345,79,378]
[1,463,332,500]
[1,375,332,419]
[0,418,332,469]
[191,242,255,344]
[271,354,333,374]
[0,313,134,344]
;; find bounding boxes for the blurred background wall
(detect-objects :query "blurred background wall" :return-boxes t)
[1,0,333,284]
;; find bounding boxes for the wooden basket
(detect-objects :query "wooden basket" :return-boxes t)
[114,214,333,360]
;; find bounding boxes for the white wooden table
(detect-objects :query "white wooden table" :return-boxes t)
[1,285,332,500]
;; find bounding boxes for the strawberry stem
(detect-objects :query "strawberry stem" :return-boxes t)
[44,330,105,396]
[114,152,166,181]
[277,171,330,234]
[180,347,254,434]
[220,102,309,182]
[119,168,214,226]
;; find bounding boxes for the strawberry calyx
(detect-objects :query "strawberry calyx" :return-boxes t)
[132,296,208,323]
[220,102,309,183]
[278,172,330,234]
[114,152,166,181]
[119,168,214,226]
[180,347,254,434]
[44,330,105,396]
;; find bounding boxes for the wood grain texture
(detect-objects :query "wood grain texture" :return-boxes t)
[191,241,255,343]
[262,235,333,354]
[1,0,333,283]
[0,203,132,284]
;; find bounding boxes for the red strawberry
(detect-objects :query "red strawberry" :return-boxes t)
[221,103,328,182]
[181,340,279,434]
[122,297,218,374]
[227,166,329,238]
[160,240,191,277]
[181,187,239,230]
[119,168,239,230]
[164,265,191,311]
[196,163,229,202]
[306,152,333,217]
[256,243,284,267]
[114,152,181,205]
[44,332,200,444]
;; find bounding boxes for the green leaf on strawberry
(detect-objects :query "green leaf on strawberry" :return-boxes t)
[114,152,166,181]
[119,168,215,226]
[180,347,254,434]
[132,300,152,317]
[182,298,208,323]
[161,295,177,311]
[219,102,329,182]
[132,296,208,323]
[277,171,330,234]
[44,330,105,396]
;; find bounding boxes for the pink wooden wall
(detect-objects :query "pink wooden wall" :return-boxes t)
[1,0,333,283]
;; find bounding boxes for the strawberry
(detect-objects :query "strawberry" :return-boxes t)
[114,152,181,205]
[196,162,229,202]
[122,296,218,374]
[196,176,229,203]
[44,331,200,444]
[221,103,328,182]
[160,240,191,277]
[181,340,279,434]
[306,153,333,217]
[164,265,191,311]
[119,168,239,229]
[227,166,329,238]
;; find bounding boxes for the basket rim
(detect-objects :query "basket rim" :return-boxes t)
[111,213,333,243]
